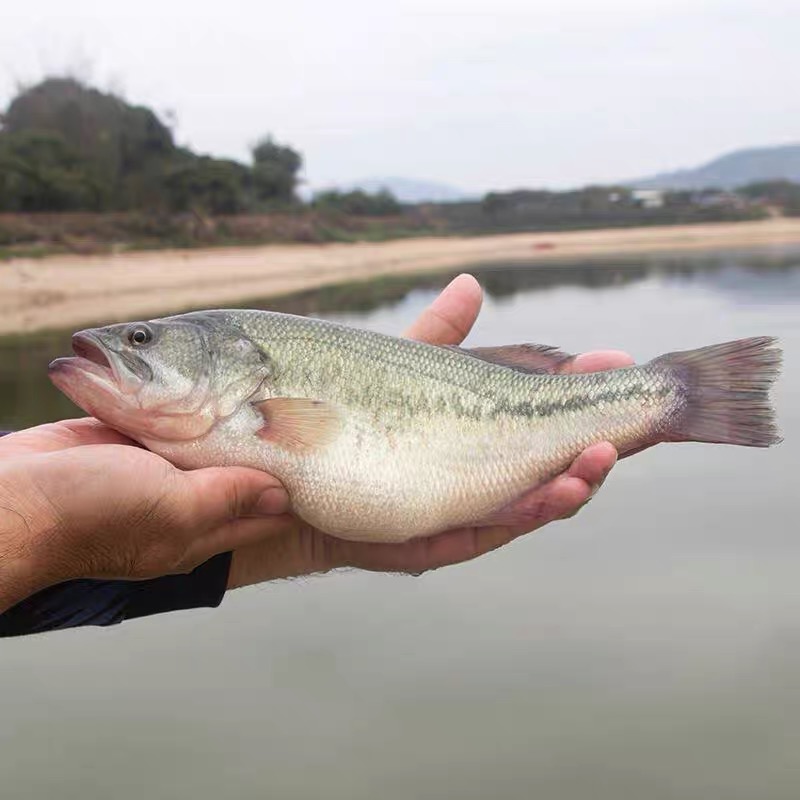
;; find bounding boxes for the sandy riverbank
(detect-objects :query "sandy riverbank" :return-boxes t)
[2,218,800,336]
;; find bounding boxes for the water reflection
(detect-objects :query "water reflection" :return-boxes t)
[2,247,799,430]
[255,247,800,314]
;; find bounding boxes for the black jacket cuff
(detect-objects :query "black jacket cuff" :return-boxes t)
[0,552,232,637]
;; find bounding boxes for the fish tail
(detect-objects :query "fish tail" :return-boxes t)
[655,336,782,447]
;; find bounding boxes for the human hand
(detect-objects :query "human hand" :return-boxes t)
[0,419,288,612]
[227,274,634,587]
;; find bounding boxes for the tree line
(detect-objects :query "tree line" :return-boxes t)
[1,77,797,228]
[0,78,402,217]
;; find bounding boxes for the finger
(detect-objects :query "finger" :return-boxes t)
[58,418,139,446]
[403,273,483,345]
[566,441,618,485]
[227,518,325,588]
[181,466,290,524]
[563,351,634,374]
[409,474,595,570]
[189,514,298,566]
[330,474,591,574]
[473,443,618,531]
[0,418,137,455]
[556,442,618,518]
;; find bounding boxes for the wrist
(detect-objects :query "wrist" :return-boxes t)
[0,462,69,612]
[0,506,46,613]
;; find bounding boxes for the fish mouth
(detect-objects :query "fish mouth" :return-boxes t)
[72,332,113,372]
[48,333,115,385]
[49,331,147,393]
[48,332,146,438]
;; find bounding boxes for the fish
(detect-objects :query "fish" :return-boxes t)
[48,309,782,543]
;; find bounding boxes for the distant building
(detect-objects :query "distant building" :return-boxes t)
[692,190,746,209]
[631,189,665,208]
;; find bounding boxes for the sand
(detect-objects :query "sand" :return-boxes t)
[2,217,800,335]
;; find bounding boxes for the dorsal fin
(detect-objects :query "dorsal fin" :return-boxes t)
[447,343,575,374]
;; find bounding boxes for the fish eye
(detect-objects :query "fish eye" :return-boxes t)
[127,325,153,347]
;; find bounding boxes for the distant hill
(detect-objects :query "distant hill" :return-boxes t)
[629,144,800,190]
[338,177,470,203]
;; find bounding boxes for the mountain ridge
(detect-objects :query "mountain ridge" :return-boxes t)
[628,143,800,190]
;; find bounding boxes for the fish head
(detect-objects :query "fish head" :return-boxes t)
[49,314,269,442]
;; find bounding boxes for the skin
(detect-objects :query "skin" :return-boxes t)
[0,274,633,615]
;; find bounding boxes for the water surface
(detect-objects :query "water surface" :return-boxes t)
[1,248,798,799]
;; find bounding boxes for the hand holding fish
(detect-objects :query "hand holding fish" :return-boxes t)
[0,275,629,614]
[0,418,289,612]
[227,275,630,587]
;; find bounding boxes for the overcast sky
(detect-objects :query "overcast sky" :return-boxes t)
[1,0,798,193]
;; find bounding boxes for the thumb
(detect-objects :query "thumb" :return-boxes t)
[181,466,290,524]
[403,273,483,345]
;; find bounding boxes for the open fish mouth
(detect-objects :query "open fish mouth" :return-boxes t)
[49,330,148,396]
[49,335,113,386]
[49,332,122,391]
[70,333,114,377]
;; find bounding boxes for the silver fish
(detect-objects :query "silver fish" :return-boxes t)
[49,310,782,542]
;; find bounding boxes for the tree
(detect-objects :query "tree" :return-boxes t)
[0,130,104,211]
[163,156,250,215]
[3,78,175,209]
[312,189,402,216]
[739,180,800,215]
[251,136,302,204]
[0,78,307,214]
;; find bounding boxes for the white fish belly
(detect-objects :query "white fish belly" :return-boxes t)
[278,416,551,542]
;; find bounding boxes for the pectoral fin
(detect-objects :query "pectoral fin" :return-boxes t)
[450,343,575,374]
[254,397,341,452]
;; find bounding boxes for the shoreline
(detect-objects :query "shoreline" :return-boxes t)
[2,218,800,336]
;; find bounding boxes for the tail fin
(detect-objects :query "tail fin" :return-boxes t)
[654,337,782,447]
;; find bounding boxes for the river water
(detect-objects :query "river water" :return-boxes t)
[1,249,798,799]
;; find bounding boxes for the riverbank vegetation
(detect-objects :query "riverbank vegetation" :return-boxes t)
[1,77,796,259]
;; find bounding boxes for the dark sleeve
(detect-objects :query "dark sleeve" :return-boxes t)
[0,552,232,637]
